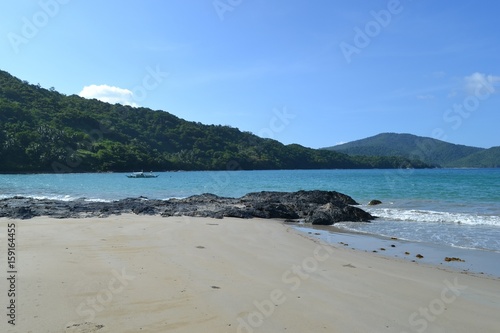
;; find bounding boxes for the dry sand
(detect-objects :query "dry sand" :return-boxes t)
[1,215,499,333]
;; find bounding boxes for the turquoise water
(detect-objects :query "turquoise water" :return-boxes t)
[1,169,499,252]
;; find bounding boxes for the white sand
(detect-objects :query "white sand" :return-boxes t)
[1,215,499,333]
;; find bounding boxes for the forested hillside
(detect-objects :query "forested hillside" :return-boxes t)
[324,133,499,168]
[451,147,500,168]
[0,70,430,173]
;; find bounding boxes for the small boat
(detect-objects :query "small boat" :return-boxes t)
[126,171,159,178]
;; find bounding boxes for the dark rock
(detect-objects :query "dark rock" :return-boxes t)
[308,203,371,225]
[306,202,373,225]
[444,257,465,262]
[12,206,36,219]
[0,190,374,224]
[161,210,173,217]
[308,203,339,225]
[241,190,359,206]
[132,205,156,215]
[240,190,368,224]
[368,199,382,206]
[252,202,299,219]
[181,193,228,204]
[222,207,253,219]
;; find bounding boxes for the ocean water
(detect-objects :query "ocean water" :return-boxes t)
[1,169,499,253]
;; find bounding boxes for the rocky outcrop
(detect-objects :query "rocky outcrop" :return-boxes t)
[0,190,374,224]
[368,199,382,206]
[308,202,373,225]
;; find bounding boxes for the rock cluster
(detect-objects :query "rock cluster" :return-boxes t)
[0,190,374,225]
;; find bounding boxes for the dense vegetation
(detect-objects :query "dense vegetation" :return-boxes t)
[324,133,499,168]
[452,147,500,168]
[0,70,430,173]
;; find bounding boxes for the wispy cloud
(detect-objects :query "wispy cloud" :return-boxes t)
[79,85,138,107]
[390,72,500,102]
[463,72,500,96]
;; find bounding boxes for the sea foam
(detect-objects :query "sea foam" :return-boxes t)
[366,207,500,227]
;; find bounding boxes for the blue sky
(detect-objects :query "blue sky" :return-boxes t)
[1,0,499,149]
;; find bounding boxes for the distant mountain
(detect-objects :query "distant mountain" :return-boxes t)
[451,146,500,168]
[323,133,498,168]
[0,70,430,173]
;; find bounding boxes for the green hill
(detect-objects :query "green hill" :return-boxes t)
[451,147,500,168]
[323,133,497,168]
[0,70,429,173]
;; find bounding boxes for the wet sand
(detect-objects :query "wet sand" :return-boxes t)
[294,224,500,278]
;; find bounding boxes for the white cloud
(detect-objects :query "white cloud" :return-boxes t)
[416,94,435,100]
[463,72,500,96]
[79,84,138,107]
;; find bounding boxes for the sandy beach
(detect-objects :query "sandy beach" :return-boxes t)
[1,215,499,333]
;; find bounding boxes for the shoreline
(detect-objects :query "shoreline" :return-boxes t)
[1,215,499,333]
[292,223,500,278]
